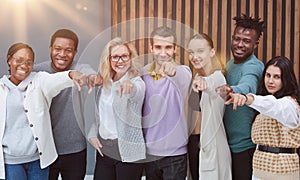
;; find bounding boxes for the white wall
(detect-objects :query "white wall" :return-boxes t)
[0,0,111,76]
[0,0,111,174]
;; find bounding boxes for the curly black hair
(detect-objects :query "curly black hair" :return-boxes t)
[233,14,264,40]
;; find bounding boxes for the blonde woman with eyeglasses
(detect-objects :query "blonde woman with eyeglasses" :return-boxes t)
[88,37,146,180]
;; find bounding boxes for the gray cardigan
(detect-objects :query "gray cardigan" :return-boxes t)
[88,75,146,162]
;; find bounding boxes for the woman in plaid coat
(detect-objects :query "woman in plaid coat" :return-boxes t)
[225,56,300,180]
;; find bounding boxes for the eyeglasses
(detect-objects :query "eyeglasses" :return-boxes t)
[11,57,34,67]
[110,54,130,62]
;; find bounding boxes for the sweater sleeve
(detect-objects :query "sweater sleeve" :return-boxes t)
[87,120,99,139]
[203,71,226,99]
[88,88,101,139]
[37,71,74,98]
[129,76,146,102]
[249,95,299,128]
[231,60,264,94]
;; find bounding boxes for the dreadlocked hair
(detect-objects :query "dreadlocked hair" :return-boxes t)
[233,14,264,40]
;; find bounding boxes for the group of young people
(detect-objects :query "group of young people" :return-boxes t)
[0,13,299,180]
[187,14,300,180]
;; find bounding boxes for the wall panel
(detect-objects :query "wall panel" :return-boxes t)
[111,0,300,81]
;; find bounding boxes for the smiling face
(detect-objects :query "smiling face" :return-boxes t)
[50,37,77,72]
[110,45,131,78]
[150,35,176,66]
[8,48,34,85]
[264,65,283,95]
[188,38,215,70]
[231,26,258,63]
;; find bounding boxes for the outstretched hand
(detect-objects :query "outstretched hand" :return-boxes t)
[119,79,134,97]
[225,93,248,111]
[215,84,233,101]
[70,71,88,91]
[192,76,207,92]
[157,61,177,77]
[87,74,103,94]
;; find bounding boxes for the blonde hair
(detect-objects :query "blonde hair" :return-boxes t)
[98,37,141,88]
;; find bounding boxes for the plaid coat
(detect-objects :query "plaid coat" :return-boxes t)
[251,96,300,179]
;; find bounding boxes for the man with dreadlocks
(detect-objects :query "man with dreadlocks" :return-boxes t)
[220,14,264,180]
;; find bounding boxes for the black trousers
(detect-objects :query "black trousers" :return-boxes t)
[49,149,87,180]
[232,147,255,180]
[93,152,144,180]
[145,154,187,180]
[187,134,200,180]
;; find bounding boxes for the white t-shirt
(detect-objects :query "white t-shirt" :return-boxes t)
[98,81,118,140]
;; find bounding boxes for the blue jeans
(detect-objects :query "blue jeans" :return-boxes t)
[145,154,187,180]
[4,159,49,180]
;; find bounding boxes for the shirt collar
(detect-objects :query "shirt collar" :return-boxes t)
[147,62,162,81]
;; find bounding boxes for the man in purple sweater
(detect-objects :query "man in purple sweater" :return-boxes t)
[142,26,192,180]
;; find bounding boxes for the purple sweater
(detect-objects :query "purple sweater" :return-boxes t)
[142,64,192,156]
